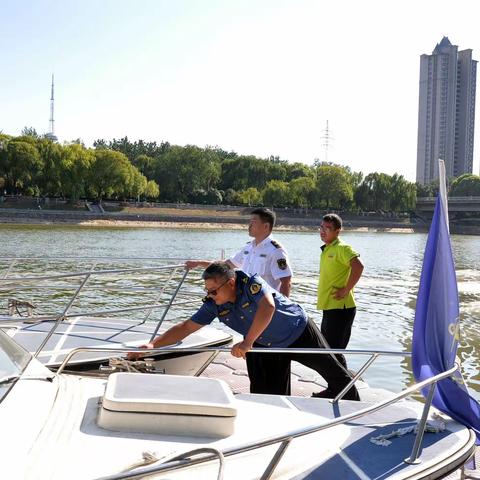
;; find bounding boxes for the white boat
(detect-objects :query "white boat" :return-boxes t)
[0,258,232,376]
[0,331,476,480]
[3,164,479,478]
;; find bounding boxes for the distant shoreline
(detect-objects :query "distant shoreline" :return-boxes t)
[0,213,416,233]
[1,205,478,234]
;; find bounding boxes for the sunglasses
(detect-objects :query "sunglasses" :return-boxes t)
[204,278,230,296]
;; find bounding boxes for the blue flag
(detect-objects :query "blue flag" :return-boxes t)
[412,195,480,443]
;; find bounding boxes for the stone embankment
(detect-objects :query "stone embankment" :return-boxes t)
[0,203,478,234]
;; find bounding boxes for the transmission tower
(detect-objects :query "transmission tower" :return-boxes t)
[46,74,57,141]
[320,120,333,163]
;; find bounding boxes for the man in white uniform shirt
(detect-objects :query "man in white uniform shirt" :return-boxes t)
[185,207,292,296]
[185,208,293,393]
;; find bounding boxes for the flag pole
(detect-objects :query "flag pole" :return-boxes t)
[438,159,449,233]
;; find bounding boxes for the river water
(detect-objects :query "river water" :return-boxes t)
[1,224,479,398]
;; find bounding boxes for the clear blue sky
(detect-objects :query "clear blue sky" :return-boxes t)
[1,0,480,181]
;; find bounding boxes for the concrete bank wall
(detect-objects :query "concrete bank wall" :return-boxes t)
[0,208,477,234]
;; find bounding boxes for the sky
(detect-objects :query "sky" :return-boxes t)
[1,0,480,181]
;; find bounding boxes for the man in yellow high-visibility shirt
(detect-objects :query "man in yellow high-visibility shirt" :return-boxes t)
[314,213,364,398]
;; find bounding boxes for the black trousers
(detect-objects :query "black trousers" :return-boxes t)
[245,319,359,399]
[321,307,356,368]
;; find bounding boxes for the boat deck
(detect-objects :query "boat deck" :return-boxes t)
[203,353,479,479]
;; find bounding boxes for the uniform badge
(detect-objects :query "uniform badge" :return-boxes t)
[249,282,262,295]
[243,251,249,254]
[259,253,267,258]
[218,309,230,316]
[277,258,288,270]
[271,240,282,249]
[241,302,250,308]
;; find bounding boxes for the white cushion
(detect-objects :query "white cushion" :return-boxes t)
[98,373,237,438]
[102,373,236,417]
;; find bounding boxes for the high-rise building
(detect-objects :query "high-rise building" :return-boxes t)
[416,37,477,185]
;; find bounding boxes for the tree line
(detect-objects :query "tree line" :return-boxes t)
[1,128,478,211]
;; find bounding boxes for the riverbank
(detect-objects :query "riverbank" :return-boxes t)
[0,207,419,233]
[2,200,479,233]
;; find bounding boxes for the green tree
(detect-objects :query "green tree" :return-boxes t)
[154,146,221,201]
[144,180,160,200]
[238,187,262,206]
[262,180,291,207]
[314,165,353,209]
[354,173,416,212]
[222,188,241,205]
[285,162,315,182]
[2,140,42,194]
[289,176,316,208]
[450,174,480,197]
[36,139,63,196]
[89,149,133,201]
[354,172,390,211]
[134,154,155,179]
[59,144,94,201]
[20,126,39,138]
[389,174,416,211]
[122,166,148,200]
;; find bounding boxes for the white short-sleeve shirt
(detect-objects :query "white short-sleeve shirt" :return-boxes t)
[229,234,293,291]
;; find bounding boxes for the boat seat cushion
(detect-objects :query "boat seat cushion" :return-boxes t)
[98,373,237,438]
[102,372,237,416]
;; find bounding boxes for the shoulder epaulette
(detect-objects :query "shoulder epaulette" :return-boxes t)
[271,240,282,249]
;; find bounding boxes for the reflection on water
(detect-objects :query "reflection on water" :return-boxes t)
[0,224,479,398]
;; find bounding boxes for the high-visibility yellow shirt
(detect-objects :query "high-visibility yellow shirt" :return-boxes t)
[316,238,359,310]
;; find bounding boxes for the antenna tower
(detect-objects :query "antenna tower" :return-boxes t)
[46,74,58,141]
[320,120,333,163]
[49,74,55,135]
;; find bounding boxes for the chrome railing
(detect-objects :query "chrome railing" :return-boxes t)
[0,258,203,360]
[52,344,460,479]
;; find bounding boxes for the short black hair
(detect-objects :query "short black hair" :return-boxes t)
[202,261,235,281]
[322,213,342,230]
[251,207,275,230]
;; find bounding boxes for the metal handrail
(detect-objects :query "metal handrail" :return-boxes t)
[69,345,458,480]
[0,263,186,283]
[56,345,412,374]
[150,269,189,341]
[0,261,197,365]
[0,255,192,262]
[0,298,200,324]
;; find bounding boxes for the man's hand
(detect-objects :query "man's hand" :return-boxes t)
[231,340,253,359]
[332,286,349,300]
[127,342,154,360]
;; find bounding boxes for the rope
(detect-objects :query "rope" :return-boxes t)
[120,447,225,480]
[120,451,168,472]
[108,357,156,373]
[370,412,446,446]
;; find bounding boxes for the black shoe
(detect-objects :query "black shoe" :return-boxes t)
[312,388,360,401]
[342,389,361,401]
[311,389,335,399]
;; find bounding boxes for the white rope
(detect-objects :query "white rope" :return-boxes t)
[108,357,155,373]
[120,451,173,472]
[370,412,446,446]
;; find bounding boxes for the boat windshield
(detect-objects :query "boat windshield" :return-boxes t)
[0,330,31,402]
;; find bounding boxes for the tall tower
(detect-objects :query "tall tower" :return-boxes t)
[46,74,58,142]
[416,37,477,184]
[321,120,333,163]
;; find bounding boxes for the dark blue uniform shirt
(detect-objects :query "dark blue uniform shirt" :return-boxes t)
[191,270,307,347]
